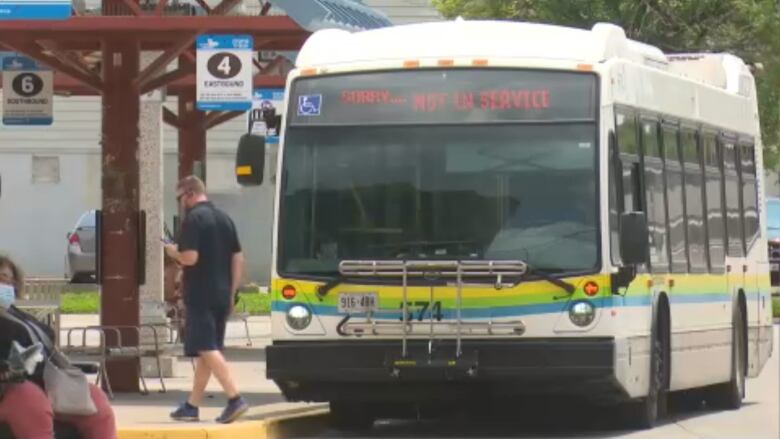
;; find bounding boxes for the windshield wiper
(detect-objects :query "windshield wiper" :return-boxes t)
[315,264,576,300]
[316,274,347,300]
[524,267,576,295]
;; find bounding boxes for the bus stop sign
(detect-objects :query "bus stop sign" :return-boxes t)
[2,56,54,125]
[196,34,253,111]
[0,0,71,20]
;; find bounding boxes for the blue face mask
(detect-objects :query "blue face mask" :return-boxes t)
[0,284,15,309]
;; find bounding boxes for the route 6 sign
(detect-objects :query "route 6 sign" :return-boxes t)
[196,34,253,111]
[2,56,53,126]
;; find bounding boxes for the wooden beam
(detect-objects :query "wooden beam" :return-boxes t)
[259,55,288,75]
[194,0,212,14]
[37,39,101,83]
[0,72,287,95]
[163,106,181,128]
[204,111,244,130]
[182,50,196,63]
[2,40,103,92]
[211,0,243,16]
[0,15,306,33]
[139,61,195,94]
[134,33,197,89]
[203,111,222,127]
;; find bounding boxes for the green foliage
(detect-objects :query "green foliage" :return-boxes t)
[773,297,780,319]
[236,291,272,315]
[61,291,272,315]
[433,0,780,170]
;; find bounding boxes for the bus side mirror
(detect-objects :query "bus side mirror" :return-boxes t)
[236,134,266,186]
[620,212,649,266]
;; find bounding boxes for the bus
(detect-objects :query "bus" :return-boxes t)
[235,20,775,429]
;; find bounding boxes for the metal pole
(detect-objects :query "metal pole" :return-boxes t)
[456,263,463,358]
[402,263,409,358]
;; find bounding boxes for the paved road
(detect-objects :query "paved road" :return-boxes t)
[294,326,779,439]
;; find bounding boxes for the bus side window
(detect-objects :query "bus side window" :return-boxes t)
[682,128,707,272]
[616,111,642,212]
[722,139,744,257]
[613,110,642,265]
[609,130,622,266]
[703,133,726,272]
[663,124,688,273]
[740,143,759,250]
[641,118,669,273]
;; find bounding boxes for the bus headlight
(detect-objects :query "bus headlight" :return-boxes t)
[286,304,312,331]
[569,300,596,327]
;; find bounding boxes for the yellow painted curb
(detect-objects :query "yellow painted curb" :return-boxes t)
[117,407,329,439]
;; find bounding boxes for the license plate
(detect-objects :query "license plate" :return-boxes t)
[338,293,378,313]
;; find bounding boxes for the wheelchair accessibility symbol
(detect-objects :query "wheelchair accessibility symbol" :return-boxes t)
[297,94,322,116]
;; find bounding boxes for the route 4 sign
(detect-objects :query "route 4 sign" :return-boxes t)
[2,56,53,126]
[196,34,253,111]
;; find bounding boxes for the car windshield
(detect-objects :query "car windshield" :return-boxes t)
[77,210,96,228]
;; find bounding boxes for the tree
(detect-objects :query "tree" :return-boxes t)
[433,0,780,170]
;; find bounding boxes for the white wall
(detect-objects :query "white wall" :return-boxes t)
[0,94,276,283]
[0,150,101,276]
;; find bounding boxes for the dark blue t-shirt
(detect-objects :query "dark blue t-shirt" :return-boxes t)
[179,201,242,309]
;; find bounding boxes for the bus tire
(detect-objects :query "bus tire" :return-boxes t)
[626,305,669,429]
[707,302,746,410]
[329,401,375,431]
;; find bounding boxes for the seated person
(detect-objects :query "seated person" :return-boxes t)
[0,255,116,439]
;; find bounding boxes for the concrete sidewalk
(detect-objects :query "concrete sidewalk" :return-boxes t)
[60,315,327,438]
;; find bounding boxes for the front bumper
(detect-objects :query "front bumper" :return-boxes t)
[267,338,621,402]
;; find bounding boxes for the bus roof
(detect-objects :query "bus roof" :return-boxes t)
[296,20,754,98]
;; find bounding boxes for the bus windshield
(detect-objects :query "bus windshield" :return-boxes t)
[279,69,599,277]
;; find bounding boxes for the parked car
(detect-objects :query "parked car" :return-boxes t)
[767,197,780,292]
[66,210,96,283]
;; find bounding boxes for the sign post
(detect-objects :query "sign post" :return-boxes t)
[2,55,53,126]
[196,34,253,112]
[0,0,71,20]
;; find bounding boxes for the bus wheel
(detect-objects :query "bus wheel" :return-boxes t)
[329,401,375,431]
[626,314,668,429]
[707,304,746,410]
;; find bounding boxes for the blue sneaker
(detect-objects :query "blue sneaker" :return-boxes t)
[170,402,199,422]
[216,396,249,424]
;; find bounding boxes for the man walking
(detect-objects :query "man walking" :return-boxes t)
[165,175,248,424]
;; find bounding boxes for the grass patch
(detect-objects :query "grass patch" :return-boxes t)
[61,292,99,314]
[60,291,271,315]
[237,291,271,315]
[773,297,780,319]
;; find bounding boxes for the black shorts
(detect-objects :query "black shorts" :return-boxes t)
[184,305,229,357]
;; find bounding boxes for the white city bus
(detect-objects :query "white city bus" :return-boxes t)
[236,20,774,429]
